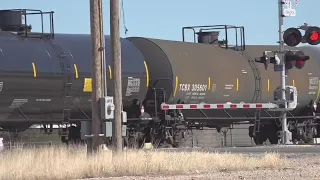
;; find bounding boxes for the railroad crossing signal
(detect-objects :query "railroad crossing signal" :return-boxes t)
[283,26,320,47]
[255,50,309,71]
[255,51,280,70]
[283,27,302,47]
[284,50,310,70]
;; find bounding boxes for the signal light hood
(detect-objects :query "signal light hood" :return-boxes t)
[283,27,302,47]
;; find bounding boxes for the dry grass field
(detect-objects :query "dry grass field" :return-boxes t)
[0,145,289,180]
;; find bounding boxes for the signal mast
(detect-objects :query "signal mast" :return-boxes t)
[255,0,320,145]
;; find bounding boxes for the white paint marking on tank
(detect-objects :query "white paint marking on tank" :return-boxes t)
[69,52,74,59]
[242,71,248,74]
[44,48,52,59]
[0,48,4,56]
[308,73,312,75]
[309,77,318,90]
[225,84,233,90]
[126,77,140,96]
[179,52,188,56]
[211,84,216,92]
[223,94,230,97]
[9,99,28,109]
[73,97,81,104]
[0,82,3,91]
[36,99,51,102]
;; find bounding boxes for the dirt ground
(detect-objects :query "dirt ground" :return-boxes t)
[86,154,320,180]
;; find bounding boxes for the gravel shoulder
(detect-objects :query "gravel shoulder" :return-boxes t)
[86,154,320,180]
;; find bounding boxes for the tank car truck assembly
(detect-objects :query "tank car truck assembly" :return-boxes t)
[0,9,320,148]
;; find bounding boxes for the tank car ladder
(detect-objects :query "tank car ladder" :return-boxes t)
[240,51,261,102]
[239,51,262,119]
[43,38,73,141]
[254,110,261,133]
[143,87,166,147]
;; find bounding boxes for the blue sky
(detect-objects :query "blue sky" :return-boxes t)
[2,0,319,45]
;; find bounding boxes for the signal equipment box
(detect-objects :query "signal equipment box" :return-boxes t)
[274,85,298,109]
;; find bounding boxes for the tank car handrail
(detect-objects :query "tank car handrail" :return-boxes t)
[181,24,246,51]
[2,9,55,39]
[182,27,196,42]
[183,24,240,29]
[3,9,43,13]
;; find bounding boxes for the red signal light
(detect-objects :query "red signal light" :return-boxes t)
[286,60,294,69]
[305,26,320,45]
[285,50,310,70]
[296,59,303,65]
[294,51,309,69]
[285,51,295,69]
[309,31,319,41]
[295,59,305,69]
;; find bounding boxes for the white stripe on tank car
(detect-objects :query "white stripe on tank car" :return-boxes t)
[44,48,52,59]
[0,48,4,56]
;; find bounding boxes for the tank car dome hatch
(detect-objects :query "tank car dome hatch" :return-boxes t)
[0,10,24,32]
[196,31,220,45]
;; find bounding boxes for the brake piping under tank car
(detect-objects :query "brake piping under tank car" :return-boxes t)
[0,9,320,148]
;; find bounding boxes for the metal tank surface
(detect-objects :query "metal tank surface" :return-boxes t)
[245,45,320,109]
[0,32,147,127]
[127,36,320,126]
[54,34,148,119]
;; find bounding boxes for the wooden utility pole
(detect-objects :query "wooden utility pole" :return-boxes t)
[89,0,104,153]
[110,0,123,152]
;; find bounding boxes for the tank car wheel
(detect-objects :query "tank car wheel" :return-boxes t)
[123,136,129,148]
[253,136,264,145]
[172,130,182,148]
[149,127,160,148]
[297,127,307,143]
[266,124,279,145]
[68,126,82,144]
[248,126,254,138]
[268,136,278,144]
[316,125,320,138]
[249,126,266,145]
[292,139,299,145]
[128,135,139,149]
[253,131,267,145]
[182,131,186,138]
